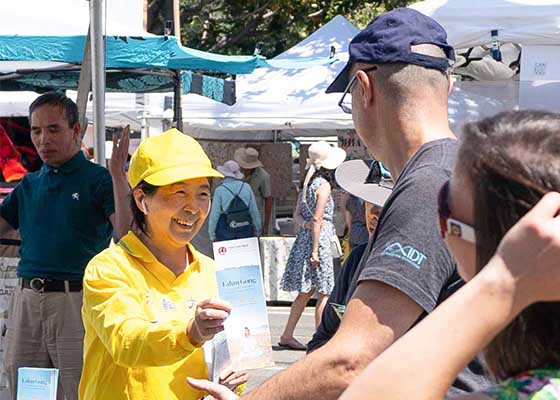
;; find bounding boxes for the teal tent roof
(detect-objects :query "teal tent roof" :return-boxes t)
[0,35,336,104]
[0,35,335,74]
[0,35,259,73]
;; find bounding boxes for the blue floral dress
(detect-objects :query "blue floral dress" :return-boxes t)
[281,176,335,295]
[483,369,560,399]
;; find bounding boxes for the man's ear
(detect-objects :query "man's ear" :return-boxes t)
[447,75,454,96]
[72,122,81,146]
[356,70,374,108]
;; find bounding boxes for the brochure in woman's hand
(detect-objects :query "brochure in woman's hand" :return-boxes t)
[213,238,275,371]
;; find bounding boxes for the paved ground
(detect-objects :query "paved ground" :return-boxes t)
[246,306,315,390]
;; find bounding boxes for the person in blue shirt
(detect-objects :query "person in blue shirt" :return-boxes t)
[0,92,131,400]
[208,160,261,241]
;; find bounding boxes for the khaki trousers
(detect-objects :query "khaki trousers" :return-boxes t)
[3,285,84,400]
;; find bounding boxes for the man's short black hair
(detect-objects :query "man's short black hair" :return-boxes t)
[29,91,79,128]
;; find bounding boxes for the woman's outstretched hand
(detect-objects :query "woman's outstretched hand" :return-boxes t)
[188,298,232,346]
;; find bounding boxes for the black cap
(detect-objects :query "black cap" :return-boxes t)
[326,8,455,93]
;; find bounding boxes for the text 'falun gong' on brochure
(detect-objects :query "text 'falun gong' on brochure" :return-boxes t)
[212,237,274,372]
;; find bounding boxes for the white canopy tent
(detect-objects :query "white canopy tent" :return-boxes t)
[1,0,145,36]
[409,0,560,49]
[146,12,533,141]
[410,0,560,120]
[147,15,359,141]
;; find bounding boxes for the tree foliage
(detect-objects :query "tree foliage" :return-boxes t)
[147,0,415,57]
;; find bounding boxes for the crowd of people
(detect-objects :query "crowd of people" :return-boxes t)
[0,6,559,400]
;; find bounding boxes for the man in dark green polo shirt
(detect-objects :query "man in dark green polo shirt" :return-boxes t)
[0,92,131,400]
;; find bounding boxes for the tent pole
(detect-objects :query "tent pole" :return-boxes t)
[174,71,183,131]
[173,0,181,45]
[76,27,92,142]
[90,0,106,166]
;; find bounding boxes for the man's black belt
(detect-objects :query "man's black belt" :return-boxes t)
[21,278,82,293]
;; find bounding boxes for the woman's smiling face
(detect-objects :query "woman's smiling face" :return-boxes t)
[139,178,211,248]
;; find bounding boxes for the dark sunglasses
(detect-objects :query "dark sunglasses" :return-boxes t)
[437,180,476,243]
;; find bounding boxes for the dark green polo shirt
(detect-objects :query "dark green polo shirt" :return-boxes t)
[0,152,115,280]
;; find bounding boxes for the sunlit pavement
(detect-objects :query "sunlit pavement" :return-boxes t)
[246,306,315,390]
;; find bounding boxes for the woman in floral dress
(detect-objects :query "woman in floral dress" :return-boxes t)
[278,141,345,351]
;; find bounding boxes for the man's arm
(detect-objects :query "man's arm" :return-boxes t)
[108,126,133,241]
[189,281,422,400]
[243,280,422,400]
[261,171,273,235]
[262,196,272,235]
[246,187,262,236]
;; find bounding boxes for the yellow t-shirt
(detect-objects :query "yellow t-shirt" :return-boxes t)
[79,231,218,400]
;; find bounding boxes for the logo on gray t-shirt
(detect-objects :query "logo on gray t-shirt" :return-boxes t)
[381,242,427,270]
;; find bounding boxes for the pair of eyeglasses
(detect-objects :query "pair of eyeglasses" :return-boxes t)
[437,180,476,243]
[338,65,378,114]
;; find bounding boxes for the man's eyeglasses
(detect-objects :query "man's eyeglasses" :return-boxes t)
[338,66,378,114]
[437,180,476,243]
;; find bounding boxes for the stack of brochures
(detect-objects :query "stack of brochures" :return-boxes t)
[203,331,231,383]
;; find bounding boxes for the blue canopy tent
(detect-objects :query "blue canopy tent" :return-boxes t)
[0,35,335,105]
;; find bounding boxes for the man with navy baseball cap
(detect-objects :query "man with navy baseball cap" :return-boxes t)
[188,8,491,400]
[326,7,455,94]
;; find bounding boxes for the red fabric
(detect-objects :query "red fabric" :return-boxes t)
[0,124,28,182]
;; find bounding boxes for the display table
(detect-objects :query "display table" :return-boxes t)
[259,236,297,302]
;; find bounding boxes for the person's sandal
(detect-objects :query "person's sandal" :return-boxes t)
[277,339,306,351]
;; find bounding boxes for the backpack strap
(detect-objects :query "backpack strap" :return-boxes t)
[220,181,248,211]
[221,181,245,197]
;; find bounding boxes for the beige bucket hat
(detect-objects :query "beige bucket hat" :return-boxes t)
[234,147,263,169]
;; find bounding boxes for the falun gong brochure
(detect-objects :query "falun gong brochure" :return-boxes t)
[17,368,58,400]
[213,237,274,371]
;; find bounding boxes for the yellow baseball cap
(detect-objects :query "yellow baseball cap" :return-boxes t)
[128,128,223,188]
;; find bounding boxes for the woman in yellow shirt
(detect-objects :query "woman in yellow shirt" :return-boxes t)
[79,129,246,400]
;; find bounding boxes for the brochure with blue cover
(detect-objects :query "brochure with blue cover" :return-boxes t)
[213,237,274,371]
[17,367,58,400]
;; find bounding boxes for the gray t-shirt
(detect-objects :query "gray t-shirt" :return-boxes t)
[345,139,491,397]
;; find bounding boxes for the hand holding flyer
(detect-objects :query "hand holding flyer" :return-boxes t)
[188,298,232,346]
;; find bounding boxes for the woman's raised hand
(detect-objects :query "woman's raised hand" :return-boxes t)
[492,192,560,306]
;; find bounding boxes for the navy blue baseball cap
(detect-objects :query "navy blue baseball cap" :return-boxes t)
[326,8,455,93]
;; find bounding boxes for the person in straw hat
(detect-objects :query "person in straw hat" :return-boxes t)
[276,141,346,351]
[234,147,272,234]
[79,129,247,400]
[208,160,261,241]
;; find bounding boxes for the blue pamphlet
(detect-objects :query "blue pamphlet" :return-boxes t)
[17,368,58,400]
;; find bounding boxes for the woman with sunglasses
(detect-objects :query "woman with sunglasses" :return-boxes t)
[339,111,560,399]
